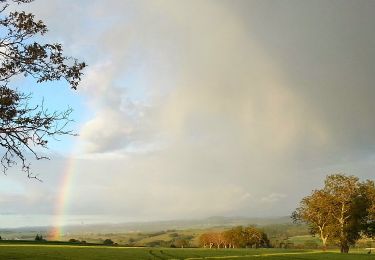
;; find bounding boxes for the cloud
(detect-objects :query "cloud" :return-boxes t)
[2,0,375,224]
[261,193,287,203]
[78,62,133,152]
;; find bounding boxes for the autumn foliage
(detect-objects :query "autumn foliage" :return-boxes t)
[293,174,375,253]
[199,226,270,248]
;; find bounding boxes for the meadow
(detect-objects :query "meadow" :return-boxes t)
[0,245,374,260]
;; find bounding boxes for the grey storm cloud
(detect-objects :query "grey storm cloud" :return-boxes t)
[1,0,374,225]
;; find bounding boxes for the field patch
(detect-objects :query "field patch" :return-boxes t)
[0,245,374,259]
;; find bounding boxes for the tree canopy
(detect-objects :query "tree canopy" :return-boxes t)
[199,226,270,249]
[0,0,86,178]
[293,174,375,253]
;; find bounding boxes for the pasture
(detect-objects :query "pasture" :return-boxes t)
[0,245,374,260]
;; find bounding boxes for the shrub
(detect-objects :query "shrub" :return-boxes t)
[103,239,114,245]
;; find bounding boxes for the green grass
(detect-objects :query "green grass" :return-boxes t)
[0,245,373,259]
[54,228,222,246]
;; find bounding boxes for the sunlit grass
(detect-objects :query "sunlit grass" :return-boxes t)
[0,245,373,259]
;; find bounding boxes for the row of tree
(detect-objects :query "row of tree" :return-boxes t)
[199,226,270,248]
[293,174,375,253]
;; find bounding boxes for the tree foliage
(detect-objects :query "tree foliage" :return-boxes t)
[103,238,114,245]
[292,189,336,250]
[0,0,86,178]
[361,180,375,238]
[293,174,374,253]
[34,233,44,241]
[199,226,270,249]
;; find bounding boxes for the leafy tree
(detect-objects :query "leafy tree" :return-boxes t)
[243,226,264,248]
[103,238,114,245]
[198,233,210,248]
[361,180,375,238]
[293,174,373,253]
[213,232,226,248]
[223,229,237,248]
[227,226,246,248]
[200,226,269,249]
[199,232,217,248]
[34,234,44,241]
[261,232,271,248]
[174,238,189,248]
[324,174,368,253]
[292,189,336,250]
[0,0,86,178]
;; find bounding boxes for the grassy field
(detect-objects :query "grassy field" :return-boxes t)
[0,245,374,260]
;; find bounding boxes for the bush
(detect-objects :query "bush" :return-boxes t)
[35,234,45,241]
[103,239,114,245]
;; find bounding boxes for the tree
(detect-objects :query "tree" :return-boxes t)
[200,226,269,249]
[243,226,269,248]
[0,0,86,178]
[223,229,237,248]
[292,189,336,250]
[324,174,367,253]
[361,180,375,238]
[293,174,373,253]
[174,238,189,248]
[103,238,114,245]
[34,233,44,241]
[261,232,271,248]
[199,233,210,248]
[212,232,225,248]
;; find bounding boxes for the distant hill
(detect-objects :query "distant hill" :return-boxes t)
[58,216,292,234]
[0,216,292,235]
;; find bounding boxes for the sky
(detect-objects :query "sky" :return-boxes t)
[0,0,375,228]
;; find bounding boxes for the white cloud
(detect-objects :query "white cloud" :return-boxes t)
[260,193,287,203]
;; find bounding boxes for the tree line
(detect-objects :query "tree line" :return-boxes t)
[199,226,270,248]
[293,174,375,253]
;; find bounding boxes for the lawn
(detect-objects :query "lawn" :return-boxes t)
[0,245,373,260]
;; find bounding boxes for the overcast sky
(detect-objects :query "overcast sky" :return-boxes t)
[0,0,375,228]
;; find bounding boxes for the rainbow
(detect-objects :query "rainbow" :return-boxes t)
[50,158,77,241]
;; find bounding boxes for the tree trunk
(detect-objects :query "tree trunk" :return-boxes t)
[340,242,349,253]
[319,226,328,251]
[321,237,327,251]
[338,203,349,253]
